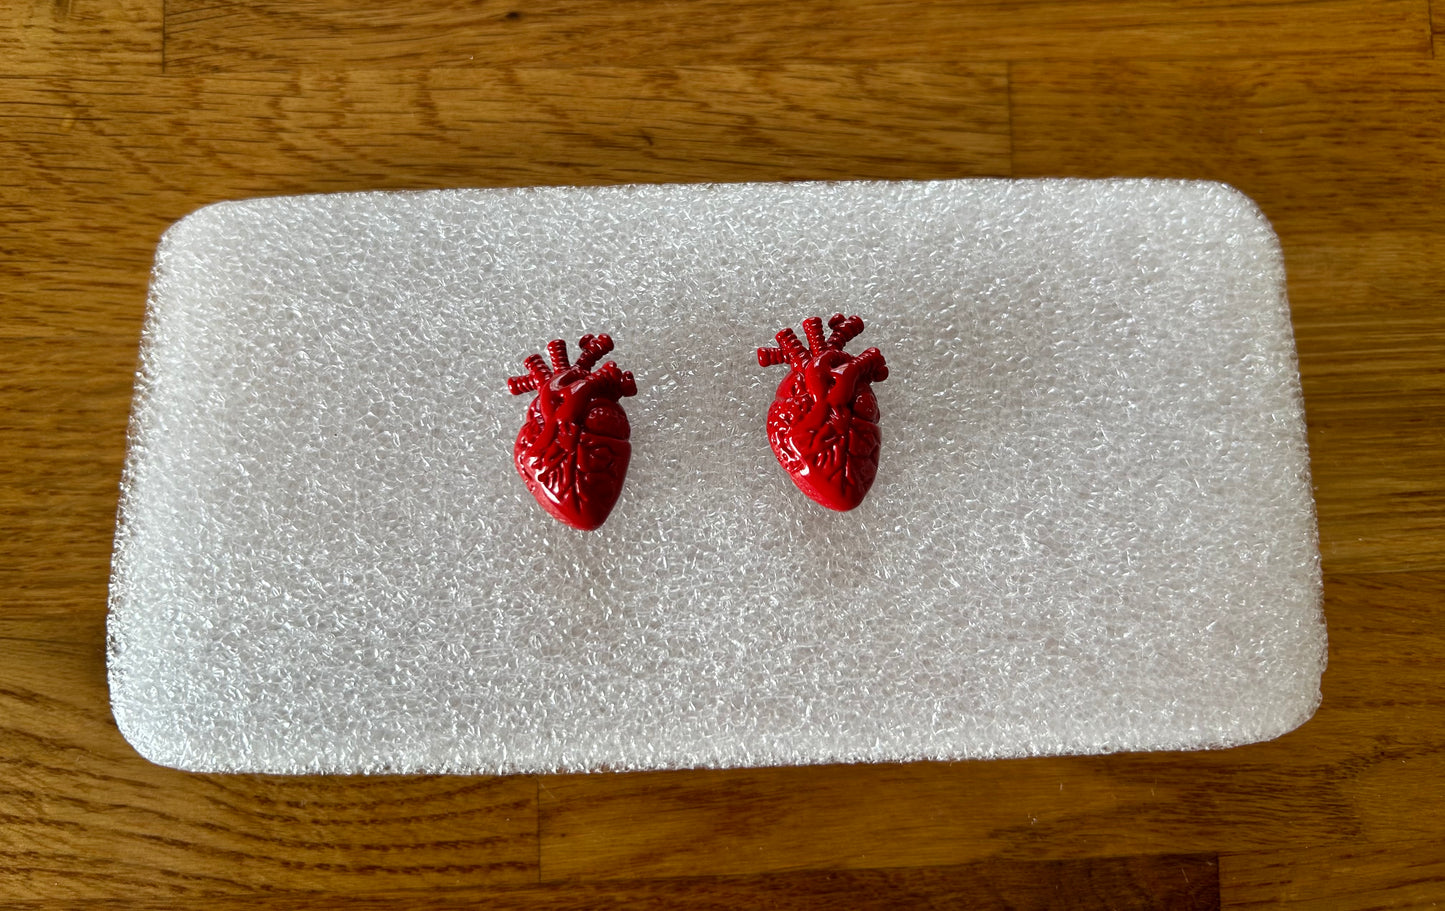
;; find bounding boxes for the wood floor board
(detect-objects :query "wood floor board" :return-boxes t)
[0,0,161,75]
[0,855,1222,910]
[0,338,136,608]
[536,715,1438,881]
[161,0,1431,73]
[1316,573,1444,710]
[1290,293,1445,573]
[1221,839,1445,909]
[1285,229,1445,326]
[0,65,1008,337]
[1285,245,1445,576]
[0,66,1010,186]
[1306,414,1445,574]
[1011,57,1445,233]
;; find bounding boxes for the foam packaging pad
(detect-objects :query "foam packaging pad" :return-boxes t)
[108,179,1325,774]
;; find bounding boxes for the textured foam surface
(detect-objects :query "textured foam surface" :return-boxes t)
[108,179,1325,774]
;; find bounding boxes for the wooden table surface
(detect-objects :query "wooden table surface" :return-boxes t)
[4,1,1444,907]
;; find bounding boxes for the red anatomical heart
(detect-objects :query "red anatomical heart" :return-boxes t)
[507,333,637,531]
[757,314,889,511]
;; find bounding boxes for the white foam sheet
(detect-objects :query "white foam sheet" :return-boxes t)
[107,179,1325,774]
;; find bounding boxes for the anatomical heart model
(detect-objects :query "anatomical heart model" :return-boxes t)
[757,314,889,511]
[507,333,637,530]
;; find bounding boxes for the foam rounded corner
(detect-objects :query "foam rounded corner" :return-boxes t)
[1197,180,1281,239]
[155,196,267,252]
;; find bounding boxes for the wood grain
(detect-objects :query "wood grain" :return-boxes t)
[0,856,1222,910]
[0,0,160,75]
[0,65,1007,338]
[1315,573,1445,710]
[162,0,1430,73]
[0,339,137,613]
[1221,840,1445,909]
[1012,57,1445,232]
[535,714,1432,881]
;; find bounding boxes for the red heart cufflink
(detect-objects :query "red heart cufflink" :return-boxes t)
[757,314,888,511]
[507,334,637,531]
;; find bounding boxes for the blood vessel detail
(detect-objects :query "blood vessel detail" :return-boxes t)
[757,314,889,511]
[507,333,637,531]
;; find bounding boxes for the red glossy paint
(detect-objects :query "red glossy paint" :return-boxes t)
[758,314,889,511]
[507,333,637,531]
